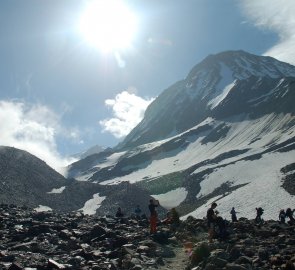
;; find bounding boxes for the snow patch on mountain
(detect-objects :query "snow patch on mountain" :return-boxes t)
[152,187,188,209]
[79,193,106,215]
[34,205,53,212]
[209,81,236,109]
[47,186,66,194]
[208,63,236,109]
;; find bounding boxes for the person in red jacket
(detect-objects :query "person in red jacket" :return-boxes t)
[148,199,159,234]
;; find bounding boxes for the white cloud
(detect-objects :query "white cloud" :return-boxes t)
[100,90,155,138]
[240,0,295,64]
[0,100,75,174]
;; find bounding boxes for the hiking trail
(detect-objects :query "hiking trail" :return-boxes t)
[158,245,189,270]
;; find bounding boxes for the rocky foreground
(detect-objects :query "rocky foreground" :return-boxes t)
[1,205,295,270]
[176,216,295,270]
[0,204,180,270]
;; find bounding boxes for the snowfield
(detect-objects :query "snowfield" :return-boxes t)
[94,114,295,220]
[99,114,294,186]
[188,150,295,221]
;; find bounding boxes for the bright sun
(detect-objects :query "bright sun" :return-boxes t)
[79,0,138,53]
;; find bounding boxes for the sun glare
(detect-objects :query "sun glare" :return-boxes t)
[79,0,138,53]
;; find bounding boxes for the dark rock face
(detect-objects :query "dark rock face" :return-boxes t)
[281,163,295,195]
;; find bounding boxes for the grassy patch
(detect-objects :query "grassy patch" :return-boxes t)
[136,171,185,195]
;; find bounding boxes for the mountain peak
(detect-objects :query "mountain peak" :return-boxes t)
[119,50,295,149]
[186,50,295,84]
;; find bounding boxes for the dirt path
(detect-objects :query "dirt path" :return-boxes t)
[159,245,189,270]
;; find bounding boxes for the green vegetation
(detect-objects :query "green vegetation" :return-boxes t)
[136,171,185,194]
[190,243,210,265]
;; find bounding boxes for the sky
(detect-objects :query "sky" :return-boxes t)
[0,0,295,172]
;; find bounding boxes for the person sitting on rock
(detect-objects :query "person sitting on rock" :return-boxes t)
[164,208,180,231]
[230,207,238,222]
[134,205,142,219]
[285,208,295,225]
[115,207,124,218]
[279,209,286,224]
[255,207,264,225]
[148,199,159,234]
[207,202,217,243]
[161,211,172,225]
[215,215,229,240]
[170,208,180,225]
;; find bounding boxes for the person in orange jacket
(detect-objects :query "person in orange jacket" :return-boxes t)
[148,199,159,234]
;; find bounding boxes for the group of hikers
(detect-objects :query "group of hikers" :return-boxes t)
[115,200,295,243]
[207,203,295,242]
[254,207,295,225]
[115,198,180,234]
[278,208,295,224]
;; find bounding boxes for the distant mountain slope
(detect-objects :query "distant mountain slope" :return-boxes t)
[0,146,156,215]
[0,146,68,204]
[72,145,107,160]
[68,51,295,220]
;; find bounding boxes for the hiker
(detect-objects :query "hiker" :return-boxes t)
[166,208,181,231]
[170,208,180,225]
[161,211,172,225]
[230,207,238,222]
[207,202,217,243]
[255,207,264,225]
[215,215,228,240]
[134,205,142,219]
[285,208,295,225]
[279,209,286,224]
[115,207,124,218]
[148,199,159,234]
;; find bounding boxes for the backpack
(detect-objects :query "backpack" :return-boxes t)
[257,207,264,215]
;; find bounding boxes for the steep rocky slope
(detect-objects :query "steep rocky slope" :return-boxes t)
[0,146,157,215]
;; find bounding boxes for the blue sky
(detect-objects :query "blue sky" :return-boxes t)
[0,0,294,171]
